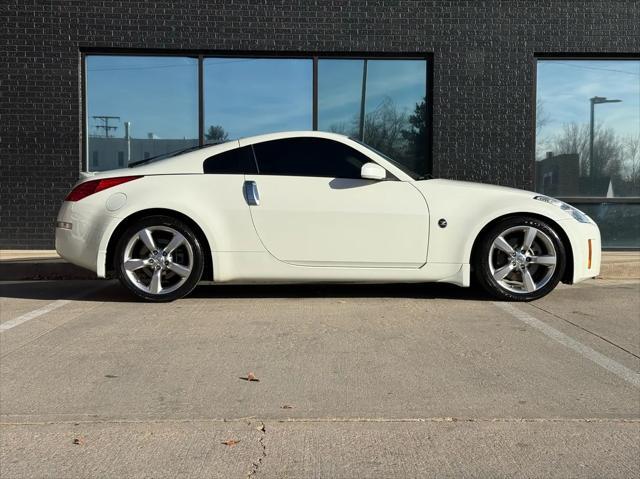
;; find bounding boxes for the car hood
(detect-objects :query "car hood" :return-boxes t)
[415,178,538,199]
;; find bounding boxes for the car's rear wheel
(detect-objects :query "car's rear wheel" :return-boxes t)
[474,216,566,301]
[115,215,204,301]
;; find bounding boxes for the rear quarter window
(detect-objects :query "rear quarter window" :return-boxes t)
[203,146,258,174]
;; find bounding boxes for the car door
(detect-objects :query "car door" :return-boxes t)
[243,136,429,268]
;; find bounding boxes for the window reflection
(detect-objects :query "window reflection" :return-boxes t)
[536,60,640,198]
[535,59,640,249]
[318,60,365,134]
[318,59,428,174]
[571,203,640,249]
[85,55,429,176]
[203,58,312,142]
[86,56,198,171]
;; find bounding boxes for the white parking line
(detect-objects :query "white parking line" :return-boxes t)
[0,284,108,333]
[0,300,71,332]
[494,302,640,389]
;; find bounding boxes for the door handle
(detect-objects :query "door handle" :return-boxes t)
[244,180,260,206]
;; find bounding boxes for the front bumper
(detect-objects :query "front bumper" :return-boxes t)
[559,218,601,284]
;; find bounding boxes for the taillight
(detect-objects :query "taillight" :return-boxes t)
[65,176,142,202]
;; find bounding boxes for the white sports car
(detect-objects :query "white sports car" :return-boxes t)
[56,131,601,302]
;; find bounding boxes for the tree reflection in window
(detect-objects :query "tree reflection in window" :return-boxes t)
[318,59,428,175]
[536,60,640,198]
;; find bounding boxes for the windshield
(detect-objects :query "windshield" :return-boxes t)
[128,143,220,168]
[349,138,424,180]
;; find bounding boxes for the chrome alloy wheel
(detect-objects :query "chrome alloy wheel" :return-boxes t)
[488,225,557,294]
[122,226,194,295]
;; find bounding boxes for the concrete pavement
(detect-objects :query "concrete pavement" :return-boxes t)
[1,279,639,477]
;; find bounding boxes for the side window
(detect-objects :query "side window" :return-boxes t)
[203,146,258,174]
[252,137,370,179]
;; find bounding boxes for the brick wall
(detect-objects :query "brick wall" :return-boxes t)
[1,0,639,248]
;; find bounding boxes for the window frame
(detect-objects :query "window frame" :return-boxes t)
[80,50,432,174]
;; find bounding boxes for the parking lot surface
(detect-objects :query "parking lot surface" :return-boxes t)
[1,279,639,478]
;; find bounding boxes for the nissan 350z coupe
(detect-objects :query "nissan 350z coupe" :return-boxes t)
[56,131,601,302]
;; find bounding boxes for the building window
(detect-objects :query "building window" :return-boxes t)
[203,58,312,141]
[85,54,430,175]
[318,59,428,175]
[536,59,640,248]
[85,56,199,172]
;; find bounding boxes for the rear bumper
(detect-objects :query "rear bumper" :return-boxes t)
[559,219,601,284]
[55,201,117,277]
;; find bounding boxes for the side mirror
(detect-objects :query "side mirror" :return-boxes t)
[360,162,386,181]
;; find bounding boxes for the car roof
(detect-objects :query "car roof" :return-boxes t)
[96,130,413,181]
[238,130,349,146]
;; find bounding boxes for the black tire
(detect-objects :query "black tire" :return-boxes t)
[114,215,204,302]
[473,216,566,302]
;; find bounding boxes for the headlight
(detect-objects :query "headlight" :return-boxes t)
[533,196,593,224]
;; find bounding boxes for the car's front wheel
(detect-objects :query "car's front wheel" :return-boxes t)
[474,216,566,301]
[114,215,204,301]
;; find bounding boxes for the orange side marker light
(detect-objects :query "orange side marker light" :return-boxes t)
[587,239,592,269]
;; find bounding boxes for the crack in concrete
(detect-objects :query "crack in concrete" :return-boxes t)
[247,421,266,478]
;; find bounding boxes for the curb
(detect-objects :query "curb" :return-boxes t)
[0,259,98,281]
[598,261,640,280]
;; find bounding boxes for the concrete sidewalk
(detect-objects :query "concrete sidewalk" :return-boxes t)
[1,249,638,281]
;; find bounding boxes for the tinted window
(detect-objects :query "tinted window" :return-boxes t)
[203,146,257,174]
[253,138,370,179]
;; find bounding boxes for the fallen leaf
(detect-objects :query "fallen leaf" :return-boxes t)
[281,405,294,409]
[221,439,240,447]
[240,372,260,382]
[72,437,85,445]
[256,424,266,433]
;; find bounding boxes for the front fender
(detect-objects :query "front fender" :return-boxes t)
[414,180,573,265]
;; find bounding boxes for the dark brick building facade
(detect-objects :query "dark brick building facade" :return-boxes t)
[2,1,639,249]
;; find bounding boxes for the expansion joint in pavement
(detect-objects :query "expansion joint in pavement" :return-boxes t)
[3,417,640,426]
[529,303,640,360]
